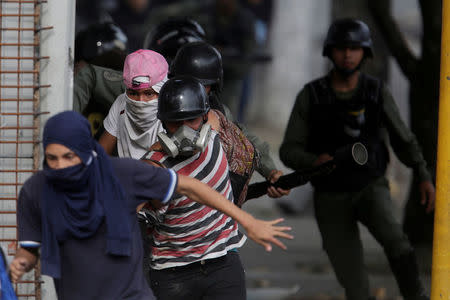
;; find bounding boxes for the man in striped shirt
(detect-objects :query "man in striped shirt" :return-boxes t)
[142,76,247,300]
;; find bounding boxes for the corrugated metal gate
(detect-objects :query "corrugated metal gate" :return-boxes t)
[0,0,51,298]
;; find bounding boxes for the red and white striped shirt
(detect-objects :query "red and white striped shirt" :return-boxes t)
[143,131,246,270]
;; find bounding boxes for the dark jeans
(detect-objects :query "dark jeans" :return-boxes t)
[149,251,246,300]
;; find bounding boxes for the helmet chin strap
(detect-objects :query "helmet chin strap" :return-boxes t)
[335,66,358,78]
[332,58,364,79]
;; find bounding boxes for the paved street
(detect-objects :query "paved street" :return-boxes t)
[241,115,431,300]
[240,196,432,300]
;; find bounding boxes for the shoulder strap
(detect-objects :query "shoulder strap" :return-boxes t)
[307,75,333,105]
[360,73,382,105]
[141,158,167,169]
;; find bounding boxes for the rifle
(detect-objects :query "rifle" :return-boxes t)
[246,142,368,200]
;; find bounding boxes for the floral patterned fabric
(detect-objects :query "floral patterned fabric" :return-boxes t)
[212,109,259,206]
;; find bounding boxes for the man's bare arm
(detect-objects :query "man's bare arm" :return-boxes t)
[168,174,294,251]
[99,131,117,155]
[9,247,38,283]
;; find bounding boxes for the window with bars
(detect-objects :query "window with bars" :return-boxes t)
[0,1,50,299]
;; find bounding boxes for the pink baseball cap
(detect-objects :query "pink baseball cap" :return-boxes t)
[123,49,168,90]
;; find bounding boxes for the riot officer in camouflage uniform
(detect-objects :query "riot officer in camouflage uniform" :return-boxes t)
[74,22,128,75]
[73,18,206,137]
[279,19,434,300]
[143,17,207,65]
[73,22,128,137]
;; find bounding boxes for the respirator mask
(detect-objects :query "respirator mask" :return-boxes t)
[157,123,212,157]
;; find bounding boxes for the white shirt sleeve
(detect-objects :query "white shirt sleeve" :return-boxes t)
[103,94,125,137]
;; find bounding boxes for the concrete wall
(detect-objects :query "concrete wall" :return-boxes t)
[40,0,75,123]
[247,0,330,136]
[244,0,330,212]
[39,1,76,298]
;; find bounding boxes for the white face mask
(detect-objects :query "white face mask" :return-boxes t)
[124,93,159,132]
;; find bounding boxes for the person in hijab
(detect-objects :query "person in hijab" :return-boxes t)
[9,111,292,300]
[99,49,168,159]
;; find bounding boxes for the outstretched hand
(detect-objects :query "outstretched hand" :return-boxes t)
[244,217,293,252]
[419,180,435,213]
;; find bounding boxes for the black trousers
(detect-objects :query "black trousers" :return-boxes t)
[149,251,246,300]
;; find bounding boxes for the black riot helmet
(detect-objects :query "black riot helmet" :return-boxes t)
[322,18,373,58]
[75,22,128,63]
[170,42,223,90]
[157,76,210,122]
[143,18,206,63]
